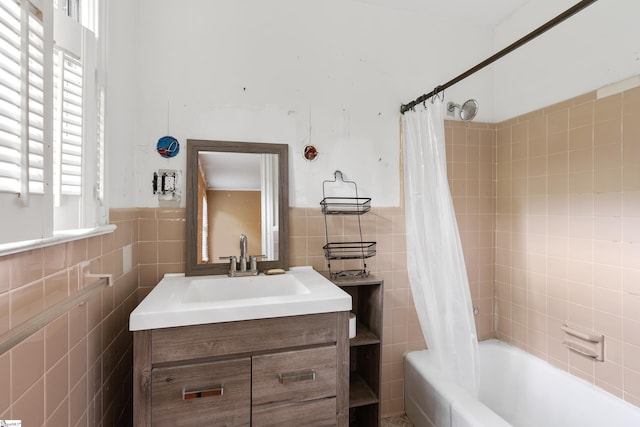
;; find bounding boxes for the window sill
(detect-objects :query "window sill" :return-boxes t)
[0,225,117,257]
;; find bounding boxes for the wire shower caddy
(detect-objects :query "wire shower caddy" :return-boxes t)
[320,170,376,279]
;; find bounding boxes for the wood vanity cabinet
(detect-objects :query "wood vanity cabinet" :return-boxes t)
[133,311,350,426]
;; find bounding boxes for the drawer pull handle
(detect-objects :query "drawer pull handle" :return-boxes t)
[182,385,224,400]
[277,369,316,384]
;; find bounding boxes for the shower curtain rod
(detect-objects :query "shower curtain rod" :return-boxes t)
[399,0,598,114]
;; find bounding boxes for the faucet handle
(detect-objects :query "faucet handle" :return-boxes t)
[219,256,237,275]
[249,255,266,271]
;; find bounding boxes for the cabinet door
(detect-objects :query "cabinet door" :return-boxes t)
[152,357,250,427]
[252,346,337,425]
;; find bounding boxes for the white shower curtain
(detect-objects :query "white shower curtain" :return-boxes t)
[402,101,480,396]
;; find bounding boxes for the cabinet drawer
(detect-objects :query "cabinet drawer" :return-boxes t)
[252,346,337,406]
[252,397,337,427]
[152,313,337,363]
[151,357,250,426]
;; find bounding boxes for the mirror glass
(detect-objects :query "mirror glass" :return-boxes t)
[186,140,289,276]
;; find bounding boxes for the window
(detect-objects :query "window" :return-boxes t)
[53,48,83,199]
[0,0,106,247]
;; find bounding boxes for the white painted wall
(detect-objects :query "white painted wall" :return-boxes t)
[492,0,640,122]
[106,0,138,208]
[105,0,640,208]
[120,0,496,208]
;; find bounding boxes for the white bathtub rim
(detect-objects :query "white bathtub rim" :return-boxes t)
[404,346,509,427]
[478,339,640,427]
[405,339,640,427]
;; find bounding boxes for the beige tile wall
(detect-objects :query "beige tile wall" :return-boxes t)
[495,85,640,407]
[290,119,497,417]
[0,208,140,426]
[137,208,186,300]
[445,120,497,341]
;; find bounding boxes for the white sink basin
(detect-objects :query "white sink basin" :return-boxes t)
[129,266,351,331]
[182,274,310,303]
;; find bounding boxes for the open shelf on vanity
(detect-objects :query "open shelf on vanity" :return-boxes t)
[350,321,380,347]
[326,273,383,427]
[349,373,378,407]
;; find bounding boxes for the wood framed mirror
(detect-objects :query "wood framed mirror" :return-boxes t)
[185,139,289,276]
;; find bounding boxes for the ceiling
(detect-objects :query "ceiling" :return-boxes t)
[352,0,532,27]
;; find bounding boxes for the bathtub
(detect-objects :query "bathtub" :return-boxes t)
[404,339,640,427]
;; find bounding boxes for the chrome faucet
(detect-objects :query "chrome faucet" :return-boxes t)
[239,234,248,272]
[220,234,264,277]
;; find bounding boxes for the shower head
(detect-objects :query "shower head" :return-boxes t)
[447,99,479,122]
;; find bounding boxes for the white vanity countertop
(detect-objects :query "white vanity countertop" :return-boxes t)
[129,266,352,331]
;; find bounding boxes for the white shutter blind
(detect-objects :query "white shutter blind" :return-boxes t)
[27,6,44,194]
[0,0,44,195]
[53,48,82,196]
[0,0,21,193]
